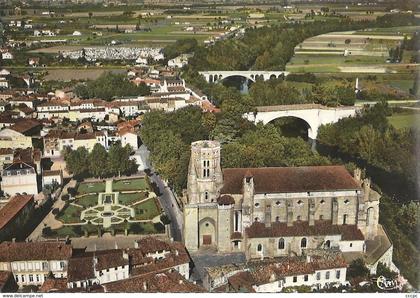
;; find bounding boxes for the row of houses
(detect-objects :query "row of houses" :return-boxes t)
[0,237,195,292]
[205,250,348,292]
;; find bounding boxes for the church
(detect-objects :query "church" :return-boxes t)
[183,140,396,274]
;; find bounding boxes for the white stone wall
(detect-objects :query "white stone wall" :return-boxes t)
[338,240,365,252]
[6,260,68,287]
[95,265,129,284]
[1,172,38,196]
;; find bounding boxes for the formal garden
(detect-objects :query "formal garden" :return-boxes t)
[43,176,166,238]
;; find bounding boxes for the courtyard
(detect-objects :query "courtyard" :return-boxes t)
[46,177,165,238]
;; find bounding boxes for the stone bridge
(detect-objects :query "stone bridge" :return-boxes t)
[199,70,289,83]
[244,104,360,140]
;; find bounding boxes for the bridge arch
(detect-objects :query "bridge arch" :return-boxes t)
[265,115,316,140]
[214,73,256,83]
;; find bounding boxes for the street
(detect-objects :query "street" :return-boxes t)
[150,172,183,242]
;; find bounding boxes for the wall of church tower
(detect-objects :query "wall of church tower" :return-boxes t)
[184,205,199,252]
[217,205,234,252]
[186,141,223,204]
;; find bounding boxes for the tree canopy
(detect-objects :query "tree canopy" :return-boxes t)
[74,72,150,101]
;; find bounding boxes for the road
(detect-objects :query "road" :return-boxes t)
[150,172,183,242]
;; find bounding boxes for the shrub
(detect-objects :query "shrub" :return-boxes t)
[52,208,59,215]
[61,194,69,201]
[67,187,77,197]
[347,258,370,280]
[130,223,143,234]
[160,214,171,225]
[42,227,53,237]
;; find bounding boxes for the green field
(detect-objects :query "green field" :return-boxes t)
[133,198,161,221]
[387,113,419,129]
[112,178,149,191]
[76,194,98,208]
[57,204,83,224]
[118,192,147,205]
[77,181,106,194]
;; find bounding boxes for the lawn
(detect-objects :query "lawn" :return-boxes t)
[387,113,419,129]
[118,192,146,205]
[76,194,98,208]
[112,178,149,191]
[77,181,106,194]
[132,198,161,220]
[57,204,83,224]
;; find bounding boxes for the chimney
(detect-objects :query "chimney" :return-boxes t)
[143,281,148,291]
[306,255,311,263]
[353,168,362,183]
[178,279,183,285]
[12,238,16,243]
[114,242,118,250]
[363,178,371,201]
[134,241,139,249]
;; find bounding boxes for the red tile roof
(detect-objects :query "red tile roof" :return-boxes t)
[0,241,72,262]
[104,270,206,293]
[217,195,235,206]
[221,166,360,194]
[39,278,68,292]
[0,195,34,230]
[9,118,41,134]
[67,257,95,282]
[246,220,364,240]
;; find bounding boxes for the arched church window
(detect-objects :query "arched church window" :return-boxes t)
[297,200,303,206]
[343,214,348,225]
[278,238,285,250]
[275,216,280,222]
[301,238,307,248]
[257,244,263,252]
[254,202,260,208]
[344,199,350,205]
[324,240,331,249]
[367,207,374,225]
[275,201,281,206]
[320,199,325,205]
[205,191,209,201]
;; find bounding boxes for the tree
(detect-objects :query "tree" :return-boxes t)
[74,72,150,101]
[89,143,108,178]
[64,147,89,178]
[347,259,370,280]
[108,143,136,177]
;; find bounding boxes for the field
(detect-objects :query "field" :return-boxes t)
[43,68,125,81]
[286,29,414,74]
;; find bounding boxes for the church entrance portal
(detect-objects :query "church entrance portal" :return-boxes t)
[203,235,212,245]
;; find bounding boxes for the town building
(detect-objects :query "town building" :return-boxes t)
[67,250,129,288]
[0,241,73,288]
[183,140,394,275]
[0,195,35,242]
[205,249,348,292]
[1,148,41,196]
[103,270,205,293]
[127,237,191,280]
[42,170,63,188]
